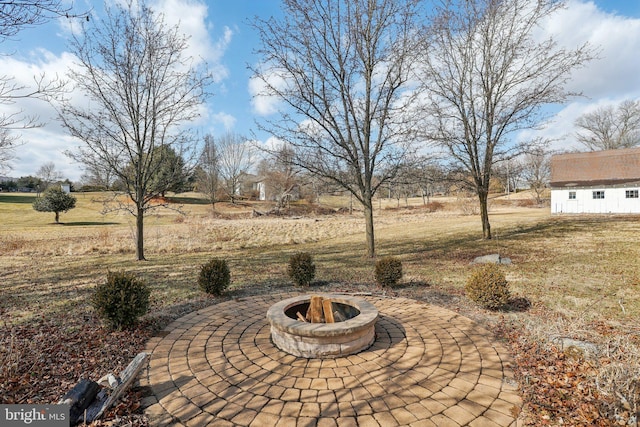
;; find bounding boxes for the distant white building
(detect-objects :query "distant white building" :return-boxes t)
[550,147,640,214]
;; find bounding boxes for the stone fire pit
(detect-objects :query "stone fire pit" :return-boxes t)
[266,294,378,358]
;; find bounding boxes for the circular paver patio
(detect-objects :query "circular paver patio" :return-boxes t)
[141,293,521,426]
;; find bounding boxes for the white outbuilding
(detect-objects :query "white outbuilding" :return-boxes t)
[550,147,640,214]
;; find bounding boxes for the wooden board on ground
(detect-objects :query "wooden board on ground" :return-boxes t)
[82,352,150,424]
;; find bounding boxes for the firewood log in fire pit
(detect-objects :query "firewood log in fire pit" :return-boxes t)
[304,295,335,323]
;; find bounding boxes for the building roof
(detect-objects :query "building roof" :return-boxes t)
[550,147,640,188]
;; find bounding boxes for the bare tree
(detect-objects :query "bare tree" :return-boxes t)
[419,0,593,239]
[57,0,211,260]
[405,159,447,205]
[492,159,524,196]
[575,99,640,151]
[80,162,117,190]
[252,0,422,257]
[35,161,62,190]
[217,132,254,204]
[257,144,300,209]
[521,147,551,204]
[387,170,414,208]
[197,134,221,210]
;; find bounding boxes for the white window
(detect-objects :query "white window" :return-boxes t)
[568,191,576,200]
[625,190,639,199]
[592,191,605,199]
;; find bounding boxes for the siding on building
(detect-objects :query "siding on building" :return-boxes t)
[551,186,640,214]
[550,148,640,214]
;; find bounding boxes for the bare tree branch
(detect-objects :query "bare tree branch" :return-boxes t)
[521,147,551,204]
[55,0,212,260]
[419,0,594,239]
[575,99,640,151]
[257,143,300,209]
[0,0,89,41]
[217,132,255,204]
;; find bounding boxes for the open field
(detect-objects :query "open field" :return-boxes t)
[1,191,639,425]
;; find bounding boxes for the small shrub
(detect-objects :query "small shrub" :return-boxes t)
[375,256,403,287]
[465,264,510,310]
[516,198,537,208]
[287,252,316,286]
[92,271,150,330]
[32,187,76,223]
[426,201,445,212]
[198,258,231,295]
[456,196,479,215]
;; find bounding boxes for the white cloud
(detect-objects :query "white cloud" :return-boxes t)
[544,0,640,99]
[13,127,83,181]
[212,112,236,131]
[0,48,84,180]
[258,135,286,152]
[519,0,640,151]
[5,0,639,180]
[248,66,288,116]
[1,1,234,181]
[520,96,638,154]
[151,0,232,82]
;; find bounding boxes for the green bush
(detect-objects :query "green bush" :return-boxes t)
[198,258,231,295]
[375,256,403,287]
[32,186,76,223]
[465,264,510,310]
[287,252,316,286]
[92,271,150,330]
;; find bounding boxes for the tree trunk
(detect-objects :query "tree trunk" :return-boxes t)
[478,191,492,240]
[364,202,375,257]
[55,211,60,223]
[136,207,145,261]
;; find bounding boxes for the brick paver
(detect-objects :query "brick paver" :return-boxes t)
[142,294,521,426]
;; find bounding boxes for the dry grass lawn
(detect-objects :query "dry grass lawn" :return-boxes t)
[1,191,639,424]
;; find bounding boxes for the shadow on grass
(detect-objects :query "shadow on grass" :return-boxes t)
[0,194,37,204]
[62,221,120,226]
[309,280,332,288]
[377,230,487,263]
[499,215,640,240]
[375,215,640,266]
[166,195,210,205]
[504,296,532,313]
[390,280,431,290]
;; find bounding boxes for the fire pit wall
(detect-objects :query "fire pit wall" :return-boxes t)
[266,294,378,358]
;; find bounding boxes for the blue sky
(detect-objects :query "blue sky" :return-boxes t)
[1,0,640,181]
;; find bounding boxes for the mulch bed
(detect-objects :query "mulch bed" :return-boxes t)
[0,310,151,424]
